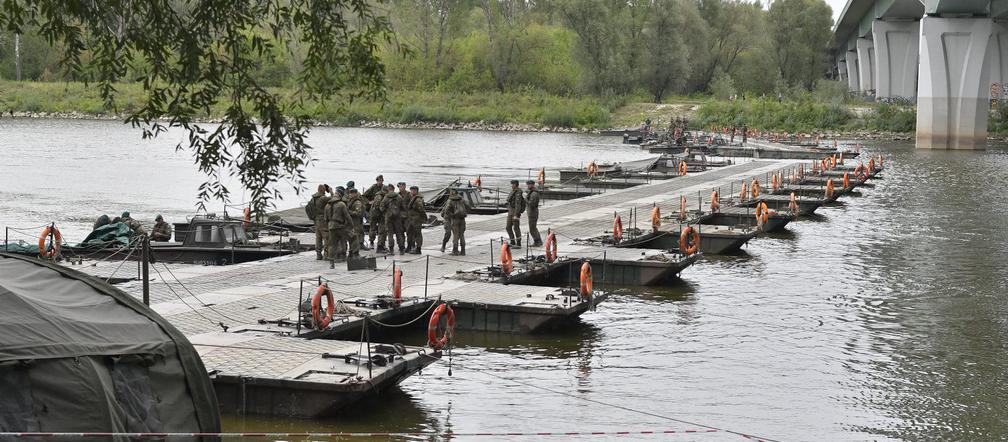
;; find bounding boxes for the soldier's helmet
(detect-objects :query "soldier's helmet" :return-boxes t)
[121,211,130,219]
[155,214,163,222]
[510,179,519,185]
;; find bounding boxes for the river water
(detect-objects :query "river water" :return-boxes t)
[3,119,1008,440]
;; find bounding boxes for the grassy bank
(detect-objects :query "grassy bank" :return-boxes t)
[0,80,617,128]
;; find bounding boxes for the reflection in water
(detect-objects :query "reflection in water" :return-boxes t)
[5,120,1008,439]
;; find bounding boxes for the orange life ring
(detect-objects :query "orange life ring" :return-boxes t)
[750,179,760,198]
[613,214,623,242]
[710,191,720,212]
[500,243,513,275]
[826,179,835,199]
[579,262,593,299]
[587,162,599,177]
[243,207,252,230]
[868,158,876,173]
[427,303,456,350]
[475,175,482,189]
[544,232,558,263]
[679,195,687,221]
[739,182,748,202]
[755,202,770,229]
[678,161,688,176]
[311,284,335,330]
[789,192,799,215]
[843,172,850,189]
[772,173,780,192]
[393,268,403,301]
[878,154,884,167]
[537,168,546,186]
[37,225,62,259]
[854,163,863,175]
[650,206,661,232]
[679,226,700,255]
[830,155,837,169]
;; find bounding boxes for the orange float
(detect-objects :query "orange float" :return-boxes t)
[613,214,623,242]
[37,225,62,259]
[579,262,593,299]
[500,243,513,275]
[427,303,456,350]
[651,206,661,232]
[679,226,700,255]
[311,284,335,330]
[544,232,558,263]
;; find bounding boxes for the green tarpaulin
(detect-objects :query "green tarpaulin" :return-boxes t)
[2,222,136,256]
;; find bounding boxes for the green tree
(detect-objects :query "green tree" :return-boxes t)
[0,1,398,213]
[767,0,832,91]
[479,0,532,92]
[695,0,762,92]
[639,0,703,102]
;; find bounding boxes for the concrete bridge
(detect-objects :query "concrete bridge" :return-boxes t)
[832,0,1008,149]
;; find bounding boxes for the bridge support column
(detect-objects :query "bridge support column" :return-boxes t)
[872,20,919,99]
[916,16,992,150]
[988,22,1008,97]
[838,59,848,82]
[856,37,875,94]
[846,51,860,92]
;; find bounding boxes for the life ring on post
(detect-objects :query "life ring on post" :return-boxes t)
[755,202,770,230]
[500,243,513,275]
[311,284,335,330]
[475,175,482,189]
[843,172,850,189]
[544,232,558,263]
[650,206,661,232]
[537,168,546,186]
[710,191,720,212]
[739,182,748,202]
[789,192,799,215]
[243,207,252,230]
[579,262,593,299]
[868,158,876,173]
[613,214,623,242]
[427,303,456,350]
[679,226,700,256]
[772,173,780,192]
[750,179,760,199]
[678,161,688,176]
[826,179,835,200]
[38,225,62,259]
[679,196,687,221]
[393,268,403,301]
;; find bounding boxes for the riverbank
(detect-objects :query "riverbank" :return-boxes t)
[0,79,963,140]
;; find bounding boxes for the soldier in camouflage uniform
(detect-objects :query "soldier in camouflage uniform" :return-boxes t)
[525,180,542,246]
[397,182,412,251]
[505,180,525,248]
[370,187,387,252]
[151,215,173,242]
[346,187,366,256]
[407,185,425,254]
[381,184,406,254]
[308,184,330,260]
[442,189,467,255]
[324,187,352,262]
[363,175,384,246]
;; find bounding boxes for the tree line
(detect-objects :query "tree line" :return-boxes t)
[1,0,834,103]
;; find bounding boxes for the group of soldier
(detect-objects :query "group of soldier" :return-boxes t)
[92,211,173,242]
[309,175,544,260]
[307,175,428,262]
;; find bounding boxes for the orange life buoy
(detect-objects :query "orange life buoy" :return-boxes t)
[710,191,720,212]
[878,154,884,168]
[789,192,799,215]
[613,214,623,242]
[544,232,558,263]
[755,201,770,230]
[679,195,687,221]
[243,207,251,230]
[750,179,760,199]
[500,243,513,275]
[843,172,850,189]
[475,175,482,189]
[587,161,599,177]
[650,206,661,232]
[579,261,593,299]
[393,268,403,301]
[830,155,837,169]
[868,158,876,173]
[739,182,748,202]
[826,178,835,199]
[427,303,456,350]
[37,225,62,259]
[537,168,546,186]
[679,226,700,255]
[678,161,688,176]
[311,284,335,330]
[772,173,780,192]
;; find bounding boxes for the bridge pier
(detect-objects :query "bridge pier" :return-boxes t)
[872,20,919,99]
[988,22,1008,96]
[845,51,860,92]
[916,16,992,150]
[856,37,875,94]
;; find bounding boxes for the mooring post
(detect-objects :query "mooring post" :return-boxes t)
[490,238,495,269]
[4,227,7,252]
[365,317,373,379]
[424,255,430,300]
[141,235,150,306]
[602,250,607,290]
[297,279,303,336]
[230,230,236,265]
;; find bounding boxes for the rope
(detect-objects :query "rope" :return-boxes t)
[159,262,245,323]
[150,264,226,330]
[104,239,140,283]
[368,298,440,328]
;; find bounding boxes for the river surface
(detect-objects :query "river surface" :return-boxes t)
[3,119,1008,440]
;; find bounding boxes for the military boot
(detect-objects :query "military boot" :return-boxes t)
[441,241,447,253]
[459,244,465,256]
[514,239,522,249]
